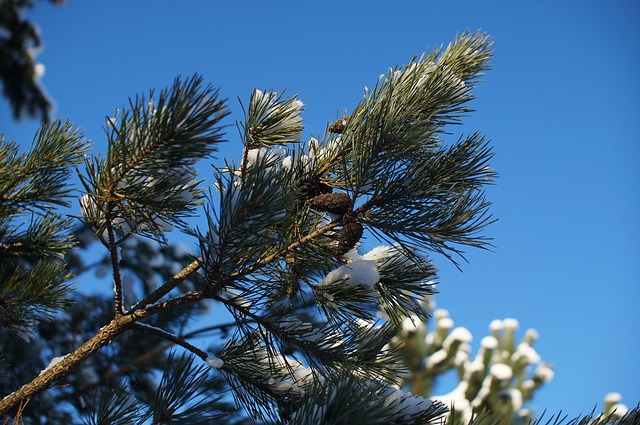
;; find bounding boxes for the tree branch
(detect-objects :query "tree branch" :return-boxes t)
[131,322,208,360]
[130,258,201,311]
[0,287,206,416]
[231,219,341,279]
[55,321,240,403]
[105,215,124,315]
[0,313,136,416]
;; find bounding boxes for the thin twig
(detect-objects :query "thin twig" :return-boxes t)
[55,321,240,402]
[130,258,201,311]
[131,323,208,360]
[105,214,124,315]
[231,219,340,279]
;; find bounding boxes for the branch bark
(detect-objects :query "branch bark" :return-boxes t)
[0,313,135,415]
[0,284,211,416]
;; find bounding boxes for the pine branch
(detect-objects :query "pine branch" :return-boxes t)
[80,74,228,241]
[286,371,448,424]
[317,31,496,264]
[106,218,125,315]
[0,312,135,416]
[0,259,74,341]
[131,322,208,361]
[242,89,304,149]
[232,219,341,279]
[147,351,232,424]
[131,258,201,311]
[0,287,209,416]
[79,383,142,425]
[56,321,240,404]
[0,120,87,214]
[1,33,503,423]
[0,0,61,122]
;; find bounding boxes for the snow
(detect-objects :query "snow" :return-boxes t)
[522,380,535,392]
[605,392,622,403]
[39,354,69,375]
[245,147,284,168]
[444,327,473,346]
[249,89,304,143]
[512,342,541,364]
[433,381,472,424]
[481,336,498,350]
[281,155,293,169]
[319,260,379,288]
[534,364,554,382]
[501,388,523,411]
[503,318,519,330]
[437,317,454,331]
[401,316,424,334]
[425,349,448,369]
[380,386,433,419]
[489,363,513,381]
[463,360,484,381]
[106,116,117,129]
[524,328,539,343]
[610,403,630,416]
[48,356,67,368]
[361,245,394,261]
[489,319,504,331]
[206,355,224,369]
[434,309,449,319]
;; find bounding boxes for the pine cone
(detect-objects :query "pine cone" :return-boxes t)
[337,221,363,255]
[328,117,348,134]
[306,192,351,215]
[299,176,332,201]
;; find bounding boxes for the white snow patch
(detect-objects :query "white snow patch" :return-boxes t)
[444,327,472,346]
[512,343,541,364]
[206,355,224,369]
[535,364,554,382]
[502,388,523,411]
[489,319,504,332]
[481,336,498,350]
[381,386,433,419]
[605,392,622,403]
[437,317,454,331]
[425,349,448,369]
[489,363,513,381]
[434,309,449,319]
[610,403,629,416]
[503,318,519,330]
[320,260,379,288]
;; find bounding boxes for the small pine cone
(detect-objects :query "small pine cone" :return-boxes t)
[337,221,363,255]
[307,192,351,215]
[328,117,348,134]
[317,179,333,195]
[299,177,333,202]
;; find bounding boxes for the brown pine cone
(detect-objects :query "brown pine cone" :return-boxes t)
[337,221,364,255]
[307,192,351,215]
[328,117,348,134]
[299,176,333,201]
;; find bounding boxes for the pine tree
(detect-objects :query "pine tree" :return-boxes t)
[0,0,63,123]
[1,31,638,425]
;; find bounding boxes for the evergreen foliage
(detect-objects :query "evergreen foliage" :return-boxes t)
[0,31,637,424]
[0,0,63,122]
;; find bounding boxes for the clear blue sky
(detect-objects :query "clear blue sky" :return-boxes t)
[1,0,638,419]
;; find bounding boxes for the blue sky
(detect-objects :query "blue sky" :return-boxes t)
[1,0,638,419]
